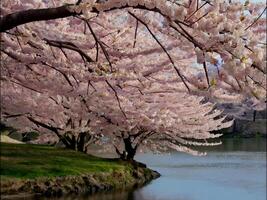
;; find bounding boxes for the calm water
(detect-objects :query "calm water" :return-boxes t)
[53,138,267,200]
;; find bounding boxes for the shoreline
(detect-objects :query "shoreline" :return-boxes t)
[0,143,160,199]
[1,164,160,199]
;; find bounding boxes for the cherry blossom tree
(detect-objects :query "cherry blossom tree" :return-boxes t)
[1,81,100,152]
[1,0,266,100]
[1,74,233,159]
[1,0,266,158]
[88,90,233,159]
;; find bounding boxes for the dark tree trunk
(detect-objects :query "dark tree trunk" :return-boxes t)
[123,137,137,160]
[25,117,91,153]
[233,120,236,133]
[77,132,86,152]
[77,132,91,153]
[253,110,257,122]
[61,132,91,153]
[71,135,77,151]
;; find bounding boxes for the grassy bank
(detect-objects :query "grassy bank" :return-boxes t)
[0,143,131,179]
[0,143,160,198]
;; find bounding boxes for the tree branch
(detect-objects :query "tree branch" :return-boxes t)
[0,4,80,32]
[105,80,127,119]
[245,7,266,31]
[41,61,74,87]
[82,18,113,71]
[202,61,210,87]
[133,20,139,48]
[185,2,208,21]
[9,79,42,94]
[128,11,190,92]
[1,2,191,32]
[44,38,94,64]
[27,116,60,134]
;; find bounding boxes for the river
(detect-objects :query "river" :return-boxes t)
[84,138,266,200]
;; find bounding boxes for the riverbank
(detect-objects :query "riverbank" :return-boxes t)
[0,143,160,199]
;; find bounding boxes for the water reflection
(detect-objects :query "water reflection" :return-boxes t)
[46,190,136,200]
[46,138,266,200]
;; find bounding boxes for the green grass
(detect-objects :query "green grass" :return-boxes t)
[0,143,130,180]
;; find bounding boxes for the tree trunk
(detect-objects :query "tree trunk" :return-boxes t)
[60,132,91,153]
[123,137,137,161]
[253,110,257,122]
[77,132,91,153]
[77,132,86,152]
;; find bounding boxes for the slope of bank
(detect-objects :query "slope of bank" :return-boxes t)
[0,143,160,199]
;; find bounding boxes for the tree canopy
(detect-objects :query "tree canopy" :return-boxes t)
[1,0,266,159]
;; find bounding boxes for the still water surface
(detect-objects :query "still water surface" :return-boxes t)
[58,138,267,200]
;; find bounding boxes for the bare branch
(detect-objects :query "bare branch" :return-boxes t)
[245,7,267,30]
[44,38,94,65]
[105,80,127,119]
[9,79,42,94]
[41,61,73,87]
[133,20,139,48]
[0,5,80,32]
[202,61,210,87]
[2,112,30,119]
[81,18,113,71]
[128,11,190,92]
[252,63,266,74]
[185,2,208,21]
[190,12,209,25]
[247,75,266,89]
